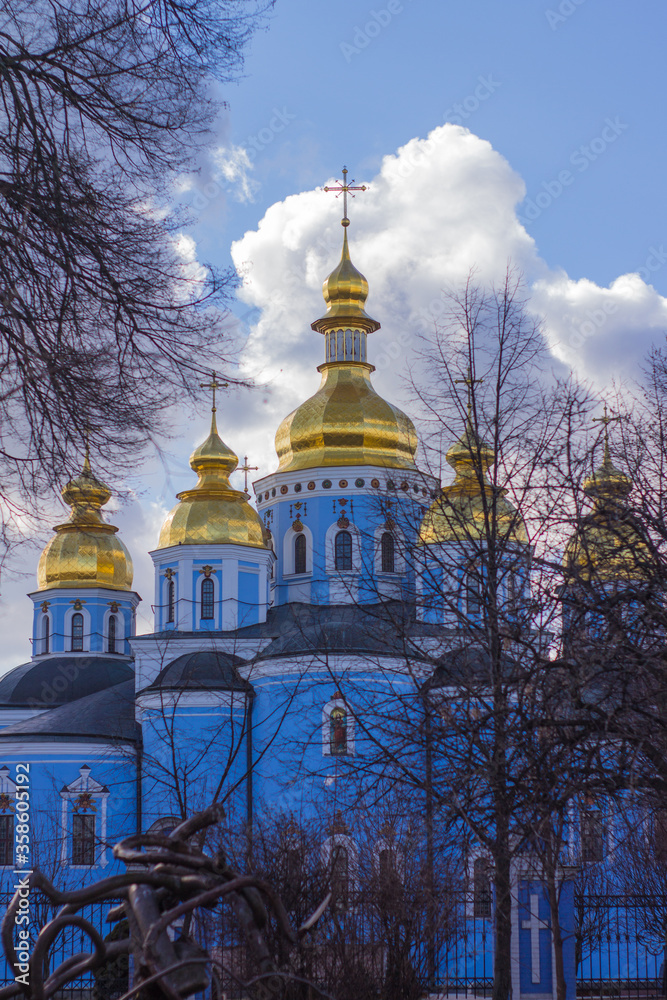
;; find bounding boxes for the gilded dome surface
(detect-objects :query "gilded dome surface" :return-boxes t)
[275,363,418,472]
[38,456,133,591]
[157,413,267,549]
[563,445,649,582]
[420,420,527,546]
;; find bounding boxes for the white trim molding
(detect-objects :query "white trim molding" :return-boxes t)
[59,764,110,869]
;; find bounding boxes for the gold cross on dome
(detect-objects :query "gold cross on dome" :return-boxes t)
[239,455,258,492]
[592,403,622,445]
[199,373,227,413]
[324,166,367,228]
[455,366,484,416]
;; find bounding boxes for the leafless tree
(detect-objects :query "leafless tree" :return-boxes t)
[0,0,271,543]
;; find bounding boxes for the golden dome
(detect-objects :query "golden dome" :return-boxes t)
[564,444,648,582]
[311,229,381,334]
[157,411,267,549]
[420,420,527,545]
[38,454,134,591]
[276,362,418,472]
[275,225,418,472]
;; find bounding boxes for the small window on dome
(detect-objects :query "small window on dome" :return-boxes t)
[335,531,352,571]
[381,532,395,573]
[201,578,214,620]
[167,580,175,624]
[295,534,307,574]
[42,614,50,654]
[107,614,117,654]
[71,613,84,652]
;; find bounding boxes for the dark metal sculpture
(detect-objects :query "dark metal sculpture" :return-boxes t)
[0,804,330,1000]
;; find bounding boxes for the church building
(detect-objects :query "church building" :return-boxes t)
[0,204,648,997]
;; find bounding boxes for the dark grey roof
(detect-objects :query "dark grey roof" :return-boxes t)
[0,656,134,708]
[145,651,250,692]
[148,602,434,663]
[427,646,517,687]
[0,680,138,742]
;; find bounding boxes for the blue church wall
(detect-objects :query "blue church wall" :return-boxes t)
[29,588,138,658]
[238,567,260,627]
[138,692,250,830]
[247,657,418,821]
[417,541,532,627]
[0,747,137,893]
[150,544,272,632]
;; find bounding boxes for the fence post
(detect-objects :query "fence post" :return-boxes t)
[510,859,577,1000]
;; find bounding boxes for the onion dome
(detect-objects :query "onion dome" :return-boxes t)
[563,443,648,583]
[37,454,133,590]
[275,227,418,472]
[311,229,381,334]
[157,410,267,549]
[420,419,527,545]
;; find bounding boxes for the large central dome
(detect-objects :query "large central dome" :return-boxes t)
[275,227,418,472]
[275,363,418,471]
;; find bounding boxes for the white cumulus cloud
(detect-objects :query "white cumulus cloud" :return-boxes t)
[230,122,667,464]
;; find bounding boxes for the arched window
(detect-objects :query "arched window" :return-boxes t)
[330,707,348,755]
[331,844,349,908]
[334,530,352,571]
[294,533,307,574]
[72,811,96,866]
[42,615,50,654]
[381,532,395,573]
[71,613,84,652]
[167,580,175,623]
[201,578,214,620]
[107,614,117,654]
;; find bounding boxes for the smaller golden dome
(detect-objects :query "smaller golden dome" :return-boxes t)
[311,229,380,334]
[564,444,648,583]
[157,411,267,550]
[420,419,527,546]
[38,454,133,591]
[582,443,632,501]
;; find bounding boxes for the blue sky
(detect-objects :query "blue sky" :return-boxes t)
[2,0,667,670]
[199,0,667,297]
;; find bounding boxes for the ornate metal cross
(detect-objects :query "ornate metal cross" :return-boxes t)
[324,166,367,227]
[239,455,258,492]
[455,366,484,416]
[592,402,622,448]
[199,373,227,413]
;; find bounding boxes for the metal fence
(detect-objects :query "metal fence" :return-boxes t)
[0,890,664,999]
[576,894,667,1000]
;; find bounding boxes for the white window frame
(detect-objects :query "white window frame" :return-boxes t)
[64,607,91,653]
[325,521,362,575]
[283,523,314,576]
[60,765,109,868]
